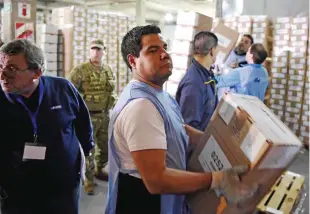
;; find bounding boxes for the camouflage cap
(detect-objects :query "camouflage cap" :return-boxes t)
[90,39,105,50]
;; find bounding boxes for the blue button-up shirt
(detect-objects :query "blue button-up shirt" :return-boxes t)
[215,64,269,101]
[176,58,218,131]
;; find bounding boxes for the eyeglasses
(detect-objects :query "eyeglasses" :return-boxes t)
[0,67,29,79]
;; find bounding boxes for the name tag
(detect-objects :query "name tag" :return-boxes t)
[23,143,46,160]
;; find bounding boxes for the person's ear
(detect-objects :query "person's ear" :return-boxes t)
[33,69,43,80]
[127,54,137,69]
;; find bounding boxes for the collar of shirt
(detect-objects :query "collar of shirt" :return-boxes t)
[244,63,263,68]
[192,58,214,80]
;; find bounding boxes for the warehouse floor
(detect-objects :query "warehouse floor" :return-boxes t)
[80,149,309,214]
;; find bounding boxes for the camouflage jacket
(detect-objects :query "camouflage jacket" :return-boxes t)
[68,60,117,112]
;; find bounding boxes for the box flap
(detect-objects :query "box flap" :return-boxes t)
[220,93,302,146]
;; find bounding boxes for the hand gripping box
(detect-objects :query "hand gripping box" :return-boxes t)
[187,93,302,214]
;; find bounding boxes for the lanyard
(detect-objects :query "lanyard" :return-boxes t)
[15,80,44,143]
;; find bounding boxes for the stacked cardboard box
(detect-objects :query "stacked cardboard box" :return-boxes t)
[251,16,273,56]
[98,12,109,64]
[85,9,99,59]
[167,12,213,97]
[52,6,87,77]
[298,31,310,145]
[223,17,238,31]
[36,24,59,77]
[269,17,291,120]
[45,9,52,25]
[236,16,252,42]
[106,14,119,81]
[284,17,309,135]
[36,11,45,24]
[187,93,302,214]
[299,69,309,145]
[57,30,64,77]
[117,16,129,94]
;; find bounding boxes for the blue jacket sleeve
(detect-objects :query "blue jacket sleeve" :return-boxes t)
[178,83,204,131]
[70,84,95,156]
[215,68,241,88]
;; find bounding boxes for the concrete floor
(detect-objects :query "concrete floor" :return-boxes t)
[80,149,309,214]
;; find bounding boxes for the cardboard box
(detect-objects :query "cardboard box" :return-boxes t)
[171,40,193,55]
[177,11,213,27]
[212,24,239,64]
[187,93,302,214]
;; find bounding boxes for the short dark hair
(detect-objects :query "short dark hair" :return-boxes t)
[193,31,218,55]
[121,25,161,70]
[243,34,254,44]
[250,43,267,64]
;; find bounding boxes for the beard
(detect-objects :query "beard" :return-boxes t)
[234,44,247,56]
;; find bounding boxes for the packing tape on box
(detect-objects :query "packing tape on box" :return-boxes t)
[271,68,288,74]
[273,56,288,63]
[276,17,291,23]
[291,35,308,41]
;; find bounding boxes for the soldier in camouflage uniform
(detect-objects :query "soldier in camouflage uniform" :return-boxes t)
[68,39,117,195]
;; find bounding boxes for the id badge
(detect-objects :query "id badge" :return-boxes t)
[23,142,46,161]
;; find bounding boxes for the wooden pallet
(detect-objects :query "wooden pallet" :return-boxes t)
[257,171,305,214]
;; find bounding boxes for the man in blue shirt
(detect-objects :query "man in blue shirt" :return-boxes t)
[176,31,218,131]
[0,39,94,214]
[215,43,269,101]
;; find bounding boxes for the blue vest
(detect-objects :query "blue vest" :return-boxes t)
[105,81,189,214]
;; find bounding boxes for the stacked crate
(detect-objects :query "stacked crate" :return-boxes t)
[118,16,129,94]
[285,17,309,135]
[86,9,99,59]
[36,24,59,77]
[98,12,109,64]
[45,9,52,25]
[223,17,238,31]
[106,14,119,83]
[236,16,252,41]
[52,7,87,77]
[269,17,291,120]
[57,30,64,77]
[299,67,309,145]
[36,10,45,24]
[251,16,272,56]
[166,11,213,97]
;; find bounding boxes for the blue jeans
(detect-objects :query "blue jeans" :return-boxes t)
[1,181,81,214]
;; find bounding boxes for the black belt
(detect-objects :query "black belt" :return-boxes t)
[89,110,103,114]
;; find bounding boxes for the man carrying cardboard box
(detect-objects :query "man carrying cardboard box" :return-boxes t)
[105,25,262,214]
[215,43,269,102]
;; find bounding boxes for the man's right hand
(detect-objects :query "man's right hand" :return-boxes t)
[211,165,260,205]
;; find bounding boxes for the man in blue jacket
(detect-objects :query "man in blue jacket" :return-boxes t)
[215,43,269,101]
[176,31,218,131]
[0,39,94,214]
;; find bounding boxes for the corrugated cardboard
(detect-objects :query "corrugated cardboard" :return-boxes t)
[187,93,302,213]
[212,24,239,64]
